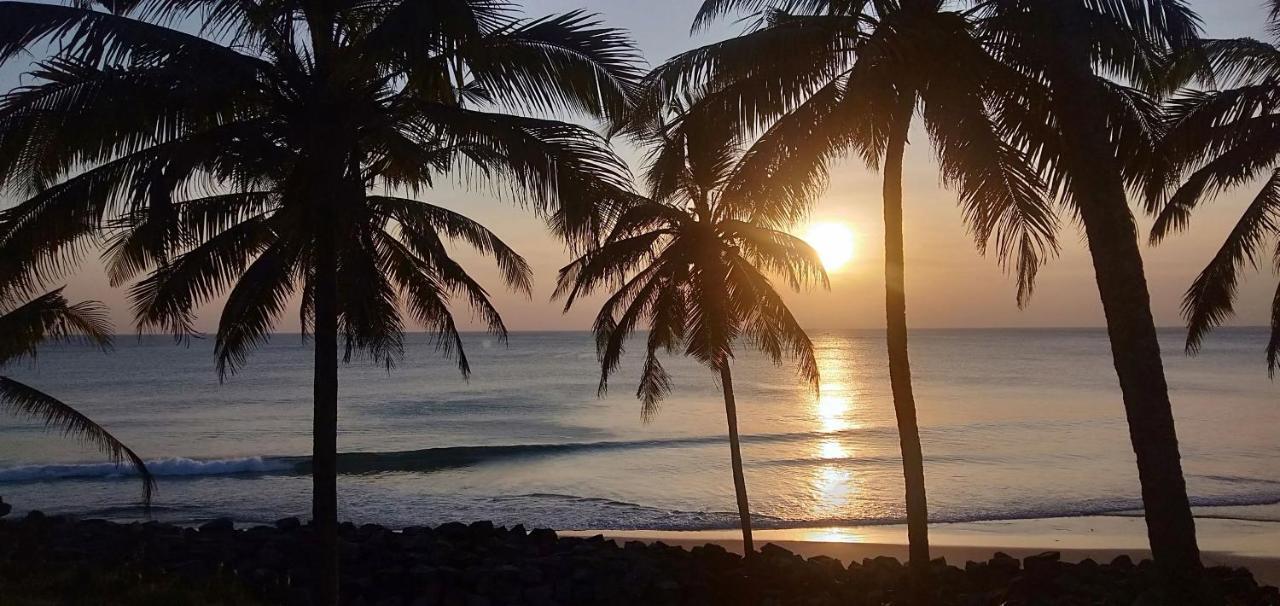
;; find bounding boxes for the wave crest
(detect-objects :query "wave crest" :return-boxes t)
[0,456,294,482]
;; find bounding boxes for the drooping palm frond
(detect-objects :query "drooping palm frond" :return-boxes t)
[456,10,644,123]
[0,287,153,506]
[627,12,859,139]
[0,377,154,505]
[1144,6,1280,368]
[0,287,110,365]
[1180,169,1280,356]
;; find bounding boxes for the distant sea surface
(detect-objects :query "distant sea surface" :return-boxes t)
[1,329,1277,533]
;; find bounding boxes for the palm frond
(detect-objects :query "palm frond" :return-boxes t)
[0,288,111,365]
[460,10,643,122]
[130,214,276,338]
[0,376,153,506]
[214,233,303,378]
[1180,168,1280,355]
[369,195,532,295]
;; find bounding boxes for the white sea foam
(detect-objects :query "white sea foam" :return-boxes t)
[0,456,293,482]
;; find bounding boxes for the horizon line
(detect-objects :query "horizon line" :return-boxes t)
[108,325,1267,337]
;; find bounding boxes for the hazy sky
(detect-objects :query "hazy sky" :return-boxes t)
[3,0,1275,332]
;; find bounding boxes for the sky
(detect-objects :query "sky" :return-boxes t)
[2,0,1275,333]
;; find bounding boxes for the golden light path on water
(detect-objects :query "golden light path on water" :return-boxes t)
[807,345,866,521]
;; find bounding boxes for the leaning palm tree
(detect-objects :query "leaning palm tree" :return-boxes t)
[0,1,639,602]
[633,0,1058,568]
[1148,0,1280,374]
[0,287,154,506]
[558,98,828,554]
[975,0,1206,577]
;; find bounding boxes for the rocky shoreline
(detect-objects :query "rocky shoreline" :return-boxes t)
[1,512,1278,605]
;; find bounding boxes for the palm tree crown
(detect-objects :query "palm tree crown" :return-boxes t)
[0,0,640,368]
[0,1,641,602]
[558,95,827,553]
[559,100,827,417]
[1149,0,1280,373]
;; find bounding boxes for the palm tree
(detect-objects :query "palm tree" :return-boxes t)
[975,0,1206,577]
[557,98,828,554]
[1148,0,1280,374]
[0,287,154,506]
[0,1,639,602]
[634,0,1058,568]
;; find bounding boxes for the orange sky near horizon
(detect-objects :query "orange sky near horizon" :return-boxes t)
[2,0,1275,334]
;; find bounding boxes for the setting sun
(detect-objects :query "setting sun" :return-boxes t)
[804,223,856,271]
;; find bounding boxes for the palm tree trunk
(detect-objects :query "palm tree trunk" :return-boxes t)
[883,95,930,570]
[718,363,754,555]
[313,226,340,606]
[1046,3,1201,579]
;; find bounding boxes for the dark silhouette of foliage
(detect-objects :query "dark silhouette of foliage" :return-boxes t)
[631,0,1058,569]
[1149,2,1280,375]
[0,287,154,506]
[0,0,641,603]
[977,0,1206,580]
[558,95,828,554]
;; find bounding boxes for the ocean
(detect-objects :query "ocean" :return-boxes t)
[1,328,1277,534]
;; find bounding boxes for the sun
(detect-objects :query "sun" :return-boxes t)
[804,222,856,271]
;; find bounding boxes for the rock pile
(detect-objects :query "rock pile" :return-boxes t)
[1,512,1276,605]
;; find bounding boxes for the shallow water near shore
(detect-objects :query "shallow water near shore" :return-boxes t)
[1,328,1277,543]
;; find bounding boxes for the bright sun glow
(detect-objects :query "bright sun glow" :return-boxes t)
[804,222,856,271]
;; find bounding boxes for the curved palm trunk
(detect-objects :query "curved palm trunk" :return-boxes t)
[1046,4,1201,579]
[718,363,755,554]
[313,228,340,606]
[883,97,930,569]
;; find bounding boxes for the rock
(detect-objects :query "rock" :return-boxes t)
[808,555,844,574]
[466,521,494,538]
[1023,550,1061,574]
[0,497,10,518]
[257,546,285,570]
[274,517,302,531]
[199,518,234,533]
[437,522,469,541]
[528,528,557,544]
[523,584,553,605]
[759,543,795,560]
[989,552,1021,576]
[3,515,1278,606]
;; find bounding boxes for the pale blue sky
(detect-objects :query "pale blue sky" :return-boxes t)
[1,0,1274,332]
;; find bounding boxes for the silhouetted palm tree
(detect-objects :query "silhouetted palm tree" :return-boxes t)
[1149,0,1280,374]
[0,1,639,602]
[0,287,154,506]
[635,0,1058,568]
[558,98,828,554]
[976,0,1205,577]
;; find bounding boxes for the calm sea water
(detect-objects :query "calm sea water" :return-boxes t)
[0,329,1277,532]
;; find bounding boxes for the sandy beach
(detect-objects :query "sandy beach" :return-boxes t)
[567,512,1280,587]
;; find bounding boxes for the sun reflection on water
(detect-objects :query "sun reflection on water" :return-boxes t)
[818,438,847,460]
[808,343,866,519]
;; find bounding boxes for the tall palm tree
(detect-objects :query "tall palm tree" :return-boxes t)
[1148,0,1280,374]
[975,0,1206,577]
[0,287,154,506]
[558,98,828,554]
[0,1,639,602]
[634,0,1058,568]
